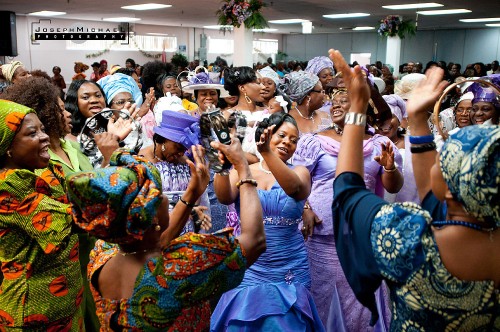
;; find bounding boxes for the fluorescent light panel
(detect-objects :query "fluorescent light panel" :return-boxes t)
[323,13,370,19]
[460,17,500,23]
[485,23,500,27]
[268,19,307,24]
[382,3,443,10]
[203,25,233,29]
[353,26,375,30]
[417,9,471,15]
[28,11,66,16]
[253,28,278,32]
[146,32,169,36]
[102,17,141,22]
[122,3,172,10]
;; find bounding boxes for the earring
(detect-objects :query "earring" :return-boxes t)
[244,93,252,104]
[154,224,161,232]
[6,151,11,158]
[161,144,165,152]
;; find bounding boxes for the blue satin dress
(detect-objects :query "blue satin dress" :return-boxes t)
[211,180,325,331]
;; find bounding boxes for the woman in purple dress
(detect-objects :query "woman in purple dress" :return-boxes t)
[293,84,403,331]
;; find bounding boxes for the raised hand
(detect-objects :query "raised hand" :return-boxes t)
[185,145,210,198]
[107,116,135,141]
[210,136,249,171]
[406,67,449,117]
[329,49,370,111]
[374,141,395,170]
[94,132,120,167]
[256,124,276,155]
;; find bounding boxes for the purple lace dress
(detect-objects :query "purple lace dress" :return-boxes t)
[292,133,402,331]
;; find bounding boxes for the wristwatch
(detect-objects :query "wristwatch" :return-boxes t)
[344,112,367,127]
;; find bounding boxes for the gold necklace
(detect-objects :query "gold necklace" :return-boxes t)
[294,106,315,124]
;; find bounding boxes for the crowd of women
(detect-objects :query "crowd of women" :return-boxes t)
[0,48,498,331]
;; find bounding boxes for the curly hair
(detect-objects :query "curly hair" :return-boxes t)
[224,66,257,97]
[254,111,297,142]
[2,76,63,140]
[141,61,173,99]
[65,80,106,136]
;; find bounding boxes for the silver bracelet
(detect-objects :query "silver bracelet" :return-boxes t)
[344,112,367,127]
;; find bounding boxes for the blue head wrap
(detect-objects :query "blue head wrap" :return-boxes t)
[97,73,144,106]
[440,125,500,226]
[283,71,319,104]
[305,56,334,76]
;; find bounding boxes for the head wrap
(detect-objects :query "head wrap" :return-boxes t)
[305,56,334,76]
[372,77,386,94]
[67,149,163,244]
[1,61,23,83]
[440,125,500,226]
[467,74,500,108]
[97,73,143,106]
[258,66,280,86]
[153,92,187,124]
[153,110,200,149]
[0,99,35,156]
[100,60,108,65]
[456,91,474,107]
[283,71,319,104]
[394,73,427,100]
[382,94,406,123]
[110,65,122,74]
[91,62,100,68]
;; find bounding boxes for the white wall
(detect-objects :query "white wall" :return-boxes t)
[5,16,282,85]
[283,28,500,67]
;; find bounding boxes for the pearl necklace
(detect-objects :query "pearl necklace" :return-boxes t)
[294,106,315,124]
[259,159,272,174]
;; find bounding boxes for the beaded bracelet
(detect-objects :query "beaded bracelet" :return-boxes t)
[410,142,436,153]
[409,134,434,144]
[236,178,258,189]
[179,197,198,208]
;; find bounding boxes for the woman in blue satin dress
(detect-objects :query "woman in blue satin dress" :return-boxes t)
[211,112,325,331]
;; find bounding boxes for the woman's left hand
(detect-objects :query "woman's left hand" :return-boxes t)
[374,141,395,170]
[186,145,210,198]
[256,124,276,154]
[193,206,212,231]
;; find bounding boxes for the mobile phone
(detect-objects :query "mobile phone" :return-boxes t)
[199,108,232,174]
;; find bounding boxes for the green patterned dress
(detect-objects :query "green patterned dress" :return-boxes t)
[0,163,83,331]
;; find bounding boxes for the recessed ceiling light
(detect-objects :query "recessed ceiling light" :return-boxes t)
[102,17,141,22]
[268,19,307,24]
[382,3,443,10]
[323,13,370,19]
[486,23,500,27]
[460,17,500,23]
[122,3,172,10]
[253,28,278,32]
[417,9,471,15]
[353,26,375,30]
[203,25,233,30]
[258,39,278,42]
[28,11,66,16]
[146,32,169,36]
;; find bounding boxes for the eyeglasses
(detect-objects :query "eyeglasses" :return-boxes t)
[311,89,325,95]
[111,99,135,106]
[455,107,472,115]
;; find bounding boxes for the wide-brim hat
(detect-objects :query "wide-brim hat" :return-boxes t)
[182,67,224,93]
[153,110,200,149]
[183,83,224,93]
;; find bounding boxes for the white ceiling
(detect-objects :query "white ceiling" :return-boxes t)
[1,0,499,34]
